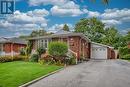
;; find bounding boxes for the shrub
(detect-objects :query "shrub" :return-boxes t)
[37,47,46,58]
[68,55,76,65]
[39,60,46,65]
[25,41,33,56]
[0,55,29,63]
[48,42,68,57]
[119,46,130,58]
[39,58,56,65]
[41,53,52,62]
[29,54,39,62]
[0,56,12,63]
[13,55,28,61]
[122,54,130,60]
[20,48,26,55]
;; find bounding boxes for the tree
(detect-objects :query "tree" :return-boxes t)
[75,17,105,43]
[125,31,130,42]
[30,29,47,37]
[101,27,126,49]
[63,24,69,31]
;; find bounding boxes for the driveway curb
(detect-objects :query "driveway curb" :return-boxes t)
[19,68,64,87]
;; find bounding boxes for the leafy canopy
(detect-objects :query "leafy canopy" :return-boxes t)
[75,17,105,43]
[63,24,69,31]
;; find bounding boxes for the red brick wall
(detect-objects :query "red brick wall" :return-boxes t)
[80,39,90,58]
[68,36,80,59]
[13,44,26,52]
[107,48,115,59]
[4,43,11,53]
[68,36,90,59]
[3,43,26,53]
[111,50,115,59]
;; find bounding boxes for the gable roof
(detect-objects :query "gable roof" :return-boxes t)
[91,42,114,49]
[27,30,91,42]
[0,37,27,44]
[54,29,71,35]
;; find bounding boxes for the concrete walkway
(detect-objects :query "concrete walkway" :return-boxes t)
[28,60,130,87]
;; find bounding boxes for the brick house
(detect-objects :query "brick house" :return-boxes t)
[0,37,26,56]
[28,30,115,60]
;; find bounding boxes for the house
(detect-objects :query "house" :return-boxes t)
[28,30,115,60]
[0,37,26,56]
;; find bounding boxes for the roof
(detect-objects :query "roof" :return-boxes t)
[27,30,91,42]
[0,37,27,44]
[91,42,114,49]
[54,29,71,35]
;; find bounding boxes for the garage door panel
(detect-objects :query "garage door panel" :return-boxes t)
[91,47,107,59]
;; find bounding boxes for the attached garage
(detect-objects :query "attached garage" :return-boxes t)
[91,42,114,59]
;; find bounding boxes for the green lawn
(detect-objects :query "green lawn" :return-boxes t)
[0,61,62,87]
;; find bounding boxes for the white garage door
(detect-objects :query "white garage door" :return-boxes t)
[91,47,107,59]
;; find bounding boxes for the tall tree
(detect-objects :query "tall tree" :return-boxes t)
[101,27,126,49]
[30,29,47,37]
[75,17,105,43]
[125,31,130,42]
[63,24,69,31]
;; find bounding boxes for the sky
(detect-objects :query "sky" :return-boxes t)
[0,0,130,37]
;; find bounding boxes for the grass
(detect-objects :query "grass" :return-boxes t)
[0,61,62,87]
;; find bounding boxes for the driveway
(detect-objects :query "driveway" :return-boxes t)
[28,60,130,87]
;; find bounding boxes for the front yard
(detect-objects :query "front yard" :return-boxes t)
[0,61,62,87]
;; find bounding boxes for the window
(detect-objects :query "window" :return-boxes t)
[38,39,48,48]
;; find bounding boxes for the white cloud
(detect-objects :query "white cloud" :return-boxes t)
[100,8,130,25]
[101,19,121,26]
[7,10,48,24]
[29,0,86,17]
[101,8,130,20]
[0,9,49,32]
[87,11,100,17]
[97,8,130,26]
[27,9,49,17]
[50,1,85,17]
[29,0,68,6]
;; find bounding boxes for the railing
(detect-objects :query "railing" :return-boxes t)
[68,49,78,64]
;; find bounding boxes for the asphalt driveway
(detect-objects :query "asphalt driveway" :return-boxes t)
[28,60,130,87]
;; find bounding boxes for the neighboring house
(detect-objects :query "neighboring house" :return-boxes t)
[0,37,26,56]
[28,30,115,60]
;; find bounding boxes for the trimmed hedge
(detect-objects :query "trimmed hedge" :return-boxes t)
[0,55,28,63]
[48,42,68,57]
